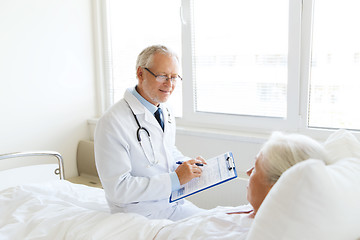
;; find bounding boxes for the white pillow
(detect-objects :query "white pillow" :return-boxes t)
[246,158,360,240]
[247,130,360,240]
[324,129,360,163]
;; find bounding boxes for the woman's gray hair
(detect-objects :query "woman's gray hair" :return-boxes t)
[260,132,330,184]
[135,45,179,77]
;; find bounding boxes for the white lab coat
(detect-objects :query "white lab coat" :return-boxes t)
[94,88,190,219]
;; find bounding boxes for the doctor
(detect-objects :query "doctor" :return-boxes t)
[94,45,206,220]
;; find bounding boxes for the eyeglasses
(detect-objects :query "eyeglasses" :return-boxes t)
[144,68,182,83]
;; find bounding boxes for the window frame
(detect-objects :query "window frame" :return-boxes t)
[178,0,302,133]
[94,0,360,139]
[93,0,113,115]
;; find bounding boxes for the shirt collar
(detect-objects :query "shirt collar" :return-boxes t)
[130,86,158,114]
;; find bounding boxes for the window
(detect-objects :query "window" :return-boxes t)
[308,0,360,130]
[107,0,182,116]
[180,0,299,131]
[192,0,288,118]
[98,0,360,132]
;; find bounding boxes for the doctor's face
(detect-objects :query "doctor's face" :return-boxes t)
[137,53,179,106]
[246,153,273,216]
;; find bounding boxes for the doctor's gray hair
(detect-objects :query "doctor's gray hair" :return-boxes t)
[259,132,330,184]
[135,45,179,76]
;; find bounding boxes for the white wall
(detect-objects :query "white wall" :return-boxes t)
[0,0,97,178]
[176,127,268,209]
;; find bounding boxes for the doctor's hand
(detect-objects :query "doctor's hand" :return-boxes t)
[175,157,207,185]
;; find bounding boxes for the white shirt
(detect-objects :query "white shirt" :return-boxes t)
[94,88,188,218]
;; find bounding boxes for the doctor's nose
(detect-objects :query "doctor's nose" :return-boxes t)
[163,78,175,88]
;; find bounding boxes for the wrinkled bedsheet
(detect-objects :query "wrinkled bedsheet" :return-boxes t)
[0,180,170,240]
[155,205,253,240]
[0,180,251,240]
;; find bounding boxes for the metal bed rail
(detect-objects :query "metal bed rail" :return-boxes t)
[0,151,65,180]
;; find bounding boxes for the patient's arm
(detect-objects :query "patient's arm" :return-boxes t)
[227,209,254,215]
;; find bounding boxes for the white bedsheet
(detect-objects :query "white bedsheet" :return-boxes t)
[0,180,170,240]
[155,205,253,240]
[0,180,251,240]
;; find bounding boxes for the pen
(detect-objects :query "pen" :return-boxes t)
[176,161,204,167]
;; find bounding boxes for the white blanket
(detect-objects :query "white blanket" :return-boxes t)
[0,181,170,239]
[155,206,253,240]
[0,181,251,240]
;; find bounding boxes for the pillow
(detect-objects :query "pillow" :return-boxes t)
[324,129,360,164]
[246,158,360,240]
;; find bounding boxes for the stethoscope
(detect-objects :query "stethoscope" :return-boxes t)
[125,100,171,167]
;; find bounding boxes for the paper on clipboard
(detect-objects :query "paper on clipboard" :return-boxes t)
[170,152,237,202]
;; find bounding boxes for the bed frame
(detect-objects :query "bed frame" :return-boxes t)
[0,151,65,180]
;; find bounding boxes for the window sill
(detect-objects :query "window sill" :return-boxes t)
[87,118,269,143]
[176,124,269,144]
[88,117,355,144]
[87,118,98,141]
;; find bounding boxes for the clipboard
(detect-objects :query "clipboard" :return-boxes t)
[170,152,237,202]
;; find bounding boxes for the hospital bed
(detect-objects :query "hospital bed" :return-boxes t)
[1,130,360,240]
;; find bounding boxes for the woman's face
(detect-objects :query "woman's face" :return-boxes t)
[246,153,273,215]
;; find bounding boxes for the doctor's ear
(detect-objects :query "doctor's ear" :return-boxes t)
[137,67,144,81]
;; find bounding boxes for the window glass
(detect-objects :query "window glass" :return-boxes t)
[192,0,289,118]
[108,0,182,116]
[309,0,360,129]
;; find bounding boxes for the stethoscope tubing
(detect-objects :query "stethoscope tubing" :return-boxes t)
[125,100,158,166]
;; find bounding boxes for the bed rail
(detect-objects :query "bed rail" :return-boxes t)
[0,151,65,180]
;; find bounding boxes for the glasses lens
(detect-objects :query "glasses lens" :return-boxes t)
[170,77,180,83]
[156,76,168,82]
[155,75,181,83]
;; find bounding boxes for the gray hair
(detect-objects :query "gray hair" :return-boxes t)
[260,132,330,184]
[135,45,179,76]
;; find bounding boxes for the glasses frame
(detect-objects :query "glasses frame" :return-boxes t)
[144,68,182,83]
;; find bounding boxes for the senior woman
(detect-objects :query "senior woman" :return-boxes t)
[154,132,330,239]
[245,131,330,218]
